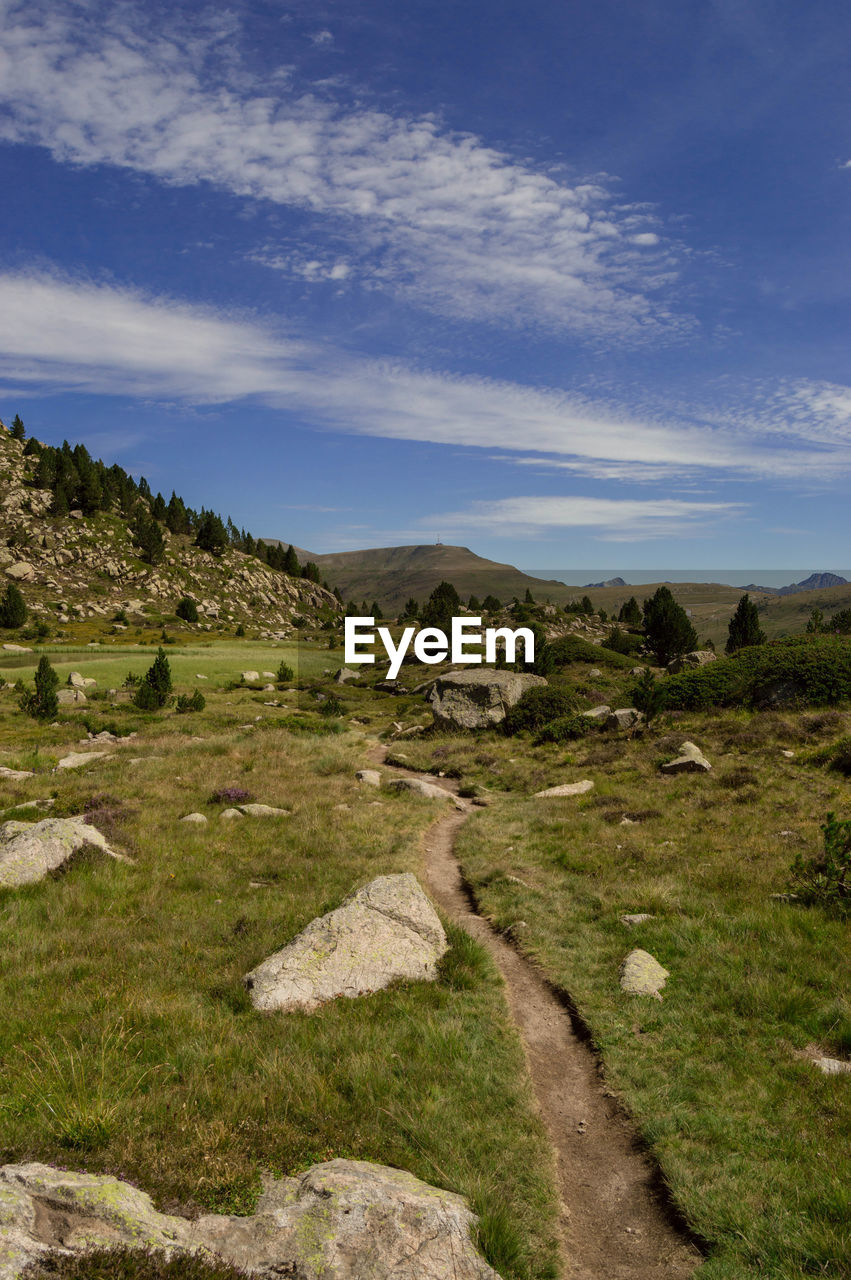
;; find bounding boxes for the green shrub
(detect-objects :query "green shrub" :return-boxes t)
[503,686,575,734]
[791,812,851,911]
[807,735,851,777]
[543,634,634,670]
[175,596,199,623]
[535,712,592,743]
[318,694,345,717]
[653,637,851,712]
[235,624,246,637]
[276,661,295,683]
[175,690,205,714]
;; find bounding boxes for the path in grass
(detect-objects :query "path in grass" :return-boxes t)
[373,745,701,1280]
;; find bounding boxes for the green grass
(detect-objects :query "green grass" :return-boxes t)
[0,656,559,1280]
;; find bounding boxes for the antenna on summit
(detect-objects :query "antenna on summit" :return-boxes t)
[435,534,442,545]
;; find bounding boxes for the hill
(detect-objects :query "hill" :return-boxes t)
[745,572,848,596]
[262,543,579,613]
[0,420,338,641]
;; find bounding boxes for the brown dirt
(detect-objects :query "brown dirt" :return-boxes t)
[371,743,702,1280]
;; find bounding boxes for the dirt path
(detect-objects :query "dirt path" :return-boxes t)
[372,745,701,1280]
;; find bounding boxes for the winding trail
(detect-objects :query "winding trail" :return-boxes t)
[371,744,701,1280]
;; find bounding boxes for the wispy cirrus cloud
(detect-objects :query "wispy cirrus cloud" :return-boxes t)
[0,270,847,494]
[0,0,683,339]
[413,495,743,541]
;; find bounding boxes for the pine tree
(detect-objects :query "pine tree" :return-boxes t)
[21,655,59,719]
[132,508,165,565]
[10,414,25,441]
[134,647,172,709]
[283,545,301,576]
[726,593,766,653]
[195,511,228,555]
[483,594,501,613]
[642,586,698,666]
[176,596,199,623]
[618,596,642,627]
[421,581,461,629]
[0,582,27,628]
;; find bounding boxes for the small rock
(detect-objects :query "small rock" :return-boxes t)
[355,769,382,787]
[388,777,455,802]
[582,704,611,721]
[661,741,712,774]
[180,812,208,825]
[534,780,594,798]
[588,667,603,678]
[620,913,655,927]
[334,667,359,683]
[239,803,291,817]
[56,688,87,705]
[0,766,34,781]
[619,948,668,998]
[2,642,31,652]
[606,708,643,730]
[813,1056,851,1076]
[220,808,244,820]
[241,670,260,682]
[781,749,795,758]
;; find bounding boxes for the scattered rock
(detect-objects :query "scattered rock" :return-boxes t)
[620,913,655,927]
[180,812,208,825]
[0,766,34,781]
[0,1158,499,1280]
[428,669,548,730]
[262,671,276,679]
[582,704,611,721]
[0,816,125,887]
[794,1044,851,1076]
[534,780,595,798]
[334,666,359,683]
[388,777,457,803]
[660,741,712,774]
[781,749,795,758]
[56,688,87,705]
[67,672,87,688]
[244,873,448,1013]
[1,643,31,653]
[220,808,244,820]
[619,949,669,999]
[588,667,603,678]
[606,708,643,730]
[5,561,34,582]
[195,673,208,679]
[239,803,291,817]
[355,769,382,787]
[55,751,111,770]
[630,666,646,676]
[666,650,717,674]
[241,670,260,682]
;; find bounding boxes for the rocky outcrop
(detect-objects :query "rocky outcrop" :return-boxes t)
[666,650,717,674]
[0,1158,501,1280]
[244,873,448,1013]
[428,669,547,730]
[0,817,125,887]
[606,708,643,730]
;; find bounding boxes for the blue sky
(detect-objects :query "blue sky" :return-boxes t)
[0,0,848,570]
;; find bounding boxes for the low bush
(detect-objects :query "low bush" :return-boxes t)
[503,686,576,734]
[807,735,851,777]
[175,596,199,623]
[652,637,851,712]
[541,634,634,670]
[534,713,593,744]
[276,661,295,683]
[209,787,254,805]
[175,690,206,714]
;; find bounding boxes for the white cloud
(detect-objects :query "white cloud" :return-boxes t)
[0,1,683,339]
[0,270,847,487]
[309,30,334,46]
[415,495,743,541]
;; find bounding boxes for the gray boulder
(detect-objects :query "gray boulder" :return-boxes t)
[582,704,610,722]
[241,670,260,682]
[0,817,124,888]
[428,669,547,730]
[661,741,712,774]
[666,650,717,674]
[244,873,448,1013]
[55,751,111,770]
[388,777,457,803]
[534,779,594,798]
[0,766,34,781]
[56,689,86,705]
[606,707,643,730]
[0,1158,500,1280]
[355,768,382,787]
[239,803,291,817]
[334,666,359,683]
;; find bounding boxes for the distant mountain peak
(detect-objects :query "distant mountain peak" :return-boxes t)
[584,576,627,588]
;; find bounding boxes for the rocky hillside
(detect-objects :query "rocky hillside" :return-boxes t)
[0,421,338,638]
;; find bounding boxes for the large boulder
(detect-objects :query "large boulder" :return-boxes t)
[388,776,456,802]
[619,949,669,998]
[0,1159,500,1280]
[428,669,547,730]
[606,707,643,730]
[244,873,448,1013]
[0,817,124,888]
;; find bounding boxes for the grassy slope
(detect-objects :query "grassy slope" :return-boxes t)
[0,643,559,1280]
[392,680,851,1279]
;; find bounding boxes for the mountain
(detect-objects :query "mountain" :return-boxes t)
[262,543,579,613]
[0,421,337,640]
[744,573,848,597]
[584,576,627,588]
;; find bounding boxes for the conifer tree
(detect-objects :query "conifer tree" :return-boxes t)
[0,582,27,628]
[10,414,25,441]
[134,647,172,709]
[618,596,642,626]
[21,654,59,719]
[642,586,698,665]
[283,545,301,576]
[726,593,766,653]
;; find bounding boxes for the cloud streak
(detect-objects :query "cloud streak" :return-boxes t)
[0,270,847,495]
[0,0,684,338]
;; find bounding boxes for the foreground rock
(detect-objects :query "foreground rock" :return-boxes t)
[355,768,382,787]
[0,817,125,888]
[0,766,33,781]
[606,707,643,730]
[661,741,712,774]
[0,1158,500,1280]
[534,780,594,798]
[619,949,669,999]
[428,669,547,730]
[244,873,448,1013]
[55,751,112,770]
[388,776,457,802]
